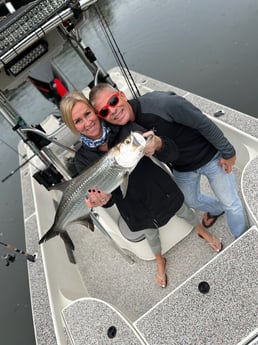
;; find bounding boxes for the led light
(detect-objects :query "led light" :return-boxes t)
[5,40,48,76]
[0,0,69,55]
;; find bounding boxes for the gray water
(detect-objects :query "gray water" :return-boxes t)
[1,0,258,344]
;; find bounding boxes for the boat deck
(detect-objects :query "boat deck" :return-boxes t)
[70,173,236,321]
[62,227,258,345]
[20,69,258,344]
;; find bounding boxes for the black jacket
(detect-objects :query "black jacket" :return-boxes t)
[129,91,236,172]
[75,122,184,232]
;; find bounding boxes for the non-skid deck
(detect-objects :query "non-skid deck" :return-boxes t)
[20,69,258,344]
[68,167,241,321]
[70,211,233,321]
[135,227,258,345]
[62,227,258,345]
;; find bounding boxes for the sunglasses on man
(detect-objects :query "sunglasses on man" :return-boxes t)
[97,92,120,118]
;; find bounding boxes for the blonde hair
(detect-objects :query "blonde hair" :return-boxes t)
[60,90,94,133]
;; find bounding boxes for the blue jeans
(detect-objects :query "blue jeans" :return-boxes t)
[173,153,246,238]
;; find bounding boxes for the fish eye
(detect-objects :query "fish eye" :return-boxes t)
[125,138,131,145]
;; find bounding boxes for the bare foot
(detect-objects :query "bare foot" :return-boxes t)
[207,236,223,252]
[156,257,167,288]
[202,212,224,228]
[199,233,223,252]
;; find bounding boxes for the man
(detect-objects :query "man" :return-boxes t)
[89,83,247,238]
[60,90,222,289]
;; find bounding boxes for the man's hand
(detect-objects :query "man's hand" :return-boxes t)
[85,189,112,208]
[142,131,162,157]
[219,155,236,173]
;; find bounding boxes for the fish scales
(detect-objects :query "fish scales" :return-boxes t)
[57,156,129,227]
[38,131,147,263]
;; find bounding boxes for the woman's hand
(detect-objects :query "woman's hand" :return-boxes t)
[85,188,112,208]
[142,130,163,157]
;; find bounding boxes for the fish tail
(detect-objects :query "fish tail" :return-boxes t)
[38,227,75,250]
[39,228,76,264]
[38,226,60,244]
[60,231,76,264]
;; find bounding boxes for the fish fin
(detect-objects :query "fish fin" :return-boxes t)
[53,199,59,211]
[67,214,95,231]
[60,232,76,264]
[120,172,129,198]
[60,231,75,251]
[38,227,59,244]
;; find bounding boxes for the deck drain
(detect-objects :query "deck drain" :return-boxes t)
[198,281,210,294]
[107,326,117,339]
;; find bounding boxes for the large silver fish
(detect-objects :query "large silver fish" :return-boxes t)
[39,132,147,263]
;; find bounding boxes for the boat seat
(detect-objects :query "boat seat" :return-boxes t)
[93,204,193,261]
[118,216,146,242]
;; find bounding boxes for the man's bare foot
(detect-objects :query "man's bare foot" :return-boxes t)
[202,212,224,228]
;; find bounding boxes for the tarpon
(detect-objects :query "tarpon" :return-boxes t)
[39,132,147,263]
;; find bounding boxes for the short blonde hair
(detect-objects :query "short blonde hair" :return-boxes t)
[60,90,94,133]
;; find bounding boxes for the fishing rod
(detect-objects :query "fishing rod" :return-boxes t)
[0,240,37,264]
[1,154,36,182]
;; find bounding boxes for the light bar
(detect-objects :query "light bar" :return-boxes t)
[5,40,48,76]
[0,0,70,56]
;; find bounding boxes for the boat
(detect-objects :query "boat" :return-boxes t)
[0,1,257,344]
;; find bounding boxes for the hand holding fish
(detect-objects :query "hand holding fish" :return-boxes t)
[143,131,163,157]
[86,189,112,208]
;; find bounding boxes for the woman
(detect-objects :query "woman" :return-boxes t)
[60,90,222,288]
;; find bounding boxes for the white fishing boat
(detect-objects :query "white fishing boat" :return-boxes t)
[0,1,257,344]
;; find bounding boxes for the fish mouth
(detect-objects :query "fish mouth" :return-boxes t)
[132,132,146,147]
[115,132,146,168]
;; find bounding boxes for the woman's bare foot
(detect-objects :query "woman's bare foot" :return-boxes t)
[155,256,167,288]
[196,224,223,252]
[206,236,223,252]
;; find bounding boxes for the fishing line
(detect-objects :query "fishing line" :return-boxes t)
[0,136,26,158]
[0,136,38,169]
[0,136,39,181]
[93,4,141,98]
[94,4,139,97]
[0,136,40,181]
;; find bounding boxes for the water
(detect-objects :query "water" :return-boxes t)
[1,0,258,343]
